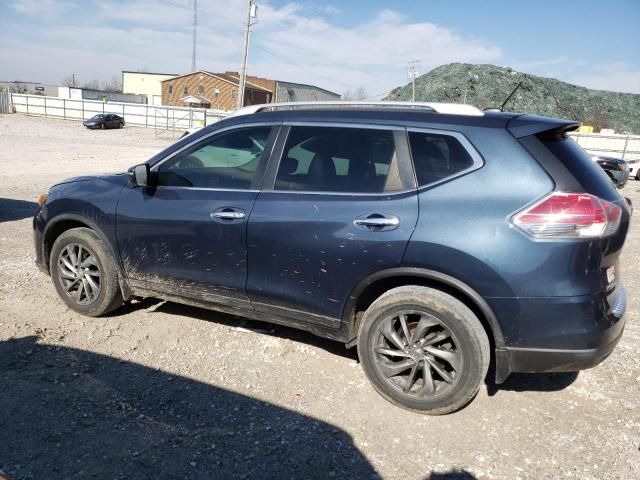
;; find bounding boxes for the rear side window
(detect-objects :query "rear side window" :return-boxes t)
[275,126,401,193]
[539,134,620,202]
[409,131,476,186]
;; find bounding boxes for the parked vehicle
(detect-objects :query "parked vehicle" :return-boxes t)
[34,101,631,414]
[592,155,629,188]
[180,126,203,139]
[627,158,640,180]
[83,114,125,130]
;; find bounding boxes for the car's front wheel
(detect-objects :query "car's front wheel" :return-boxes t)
[357,286,490,415]
[50,227,122,316]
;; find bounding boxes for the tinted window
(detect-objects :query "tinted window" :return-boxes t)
[157,126,272,189]
[540,134,620,202]
[275,126,400,193]
[409,131,475,186]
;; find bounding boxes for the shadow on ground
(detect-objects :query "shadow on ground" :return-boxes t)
[486,368,578,396]
[121,299,358,361]
[0,198,37,223]
[115,299,580,394]
[425,470,477,479]
[0,336,378,480]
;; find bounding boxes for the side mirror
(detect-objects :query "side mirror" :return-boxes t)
[128,164,150,187]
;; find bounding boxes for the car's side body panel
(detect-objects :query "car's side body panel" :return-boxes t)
[246,189,419,325]
[115,186,259,309]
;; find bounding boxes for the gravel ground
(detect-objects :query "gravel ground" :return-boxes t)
[0,114,638,480]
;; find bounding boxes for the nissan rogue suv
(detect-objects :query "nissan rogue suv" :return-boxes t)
[33,101,631,414]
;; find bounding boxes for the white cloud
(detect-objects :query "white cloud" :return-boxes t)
[569,63,640,94]
[10,0,77,19]
[251,7,502,94]
[2,1,506,95]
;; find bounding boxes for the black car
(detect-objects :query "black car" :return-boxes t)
[34,101,630,414]
[83,114,125,130]
[593,155,629,188]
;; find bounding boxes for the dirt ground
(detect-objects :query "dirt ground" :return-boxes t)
[0,114,638,480]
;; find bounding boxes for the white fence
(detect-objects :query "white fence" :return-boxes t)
[569,132,640,161]
[10,93,227,131]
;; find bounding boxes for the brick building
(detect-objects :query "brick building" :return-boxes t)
[221,72,341,103]
[161,70,341,111]
[161,71,272,110]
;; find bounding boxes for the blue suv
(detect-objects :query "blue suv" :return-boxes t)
[33,102,631,414]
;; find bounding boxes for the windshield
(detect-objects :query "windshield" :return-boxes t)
[90,115,105,120]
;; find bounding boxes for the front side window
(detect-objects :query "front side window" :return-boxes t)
[275,126,400,193]
[408,131,476,186]
[156,126,272,189]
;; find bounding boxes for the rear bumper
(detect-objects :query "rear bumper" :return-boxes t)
[493,285,627,383]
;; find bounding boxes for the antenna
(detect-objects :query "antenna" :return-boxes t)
[407,60,420,102]
[191,0,197,71]
[500,81,523,112]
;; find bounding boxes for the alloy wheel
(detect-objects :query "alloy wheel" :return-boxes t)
[372,310,462,397]
[57,243,102,305]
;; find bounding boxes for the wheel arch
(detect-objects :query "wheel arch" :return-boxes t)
[342,267,505,350]
[42,214,127,296]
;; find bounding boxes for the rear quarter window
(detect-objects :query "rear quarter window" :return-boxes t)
[408,131,477,187]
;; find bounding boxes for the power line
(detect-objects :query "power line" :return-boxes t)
[154,0,243,28]
[253,43,355,91]
[152,0,384,96]
[191,0,197,71]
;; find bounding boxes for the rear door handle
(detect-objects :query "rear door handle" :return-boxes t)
[354,214,400,231]
[211,207,245,221]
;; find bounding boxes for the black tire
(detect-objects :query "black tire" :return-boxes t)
[49,227,122,317]
[119,122,124,129]
[357,286,490,415]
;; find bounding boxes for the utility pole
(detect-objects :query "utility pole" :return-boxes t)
[236,0,258,110]
[407,59,420,102]
[191,0,197,71]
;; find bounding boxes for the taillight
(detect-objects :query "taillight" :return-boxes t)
[513,192,622,239]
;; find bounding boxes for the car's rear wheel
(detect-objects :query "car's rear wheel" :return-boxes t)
[119,122,124,128]
[357,286,489,415]
[50,227,122,316]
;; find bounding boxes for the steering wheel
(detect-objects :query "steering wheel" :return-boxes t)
[175,155,203,169]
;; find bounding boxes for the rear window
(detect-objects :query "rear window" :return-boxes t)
[540,134,620,202]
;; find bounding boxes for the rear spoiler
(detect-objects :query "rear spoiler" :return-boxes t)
[507,114,580,138]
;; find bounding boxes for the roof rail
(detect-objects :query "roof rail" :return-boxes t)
[229,101,484,118]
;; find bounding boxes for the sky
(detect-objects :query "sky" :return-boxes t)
[0,0,639,97]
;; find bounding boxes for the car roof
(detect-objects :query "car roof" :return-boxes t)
[219,107,519,130]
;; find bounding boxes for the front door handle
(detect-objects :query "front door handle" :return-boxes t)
[354,214,400,231]
[211,207,245,221]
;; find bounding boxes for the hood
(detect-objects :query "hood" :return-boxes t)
[52,173,127,188]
